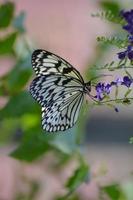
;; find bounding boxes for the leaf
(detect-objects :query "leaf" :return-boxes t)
[65,163,89,192]
[100,0,120,15]
[92,11,125,25]
[13,12,26,33]
[97,36,128,48]
[0,91,39,119]
[11,120,56,161]
[101,184,121,200]
[0,2,14,28]
[0,32,18,55]
[11,133,52,162]
[5,56,32,94]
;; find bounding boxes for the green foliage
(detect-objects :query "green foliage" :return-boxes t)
[11,132,52,161]
[91,10,125,25]
[97,36,128,48]
[0,32,18,55]
[0,2,14,28]
[101,184,121,199]
[101,184,126,200]
[65,162,89,191]
[100,0,121,15]
[0,1,132,199]
[56,161,89,200]
[0,92,39,119]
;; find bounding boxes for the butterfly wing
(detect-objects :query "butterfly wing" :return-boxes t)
[42,91,84,132]
[32,49,84,83]
[30,75,84,132]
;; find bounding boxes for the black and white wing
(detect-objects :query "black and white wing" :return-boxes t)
[32,49,84,83]
[30,49,85,132]
[30,74,84,132]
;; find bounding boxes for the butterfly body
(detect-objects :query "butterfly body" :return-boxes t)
[30,49,90,132]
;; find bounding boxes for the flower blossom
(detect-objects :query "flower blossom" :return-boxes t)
[118,10,133,61]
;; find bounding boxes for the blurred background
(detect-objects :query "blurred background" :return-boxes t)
[0,0,133,200]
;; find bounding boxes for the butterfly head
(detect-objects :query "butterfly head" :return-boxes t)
[84,81,91,94]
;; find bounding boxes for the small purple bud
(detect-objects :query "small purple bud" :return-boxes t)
[122,76,132,87]
[128,35,133,43]
[117,51,126,59]
[115,107,119,112]
[128,50,133,60]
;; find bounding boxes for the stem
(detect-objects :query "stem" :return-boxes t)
[94,97,133,104]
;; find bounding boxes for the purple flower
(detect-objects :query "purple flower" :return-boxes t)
[95,83,104,100]
[117,51,126,59]
[117,45,133,60]
[122,76,133,87]
[121,10,133,34]
[128,35,133,43]
[104,83,111,94]
[111,77,123,86]
[114,107,119,112]
[121,10,133,23]
[95,82,111,101]
[123,24,133,35]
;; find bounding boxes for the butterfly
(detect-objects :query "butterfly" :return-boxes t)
[29,49,92,132]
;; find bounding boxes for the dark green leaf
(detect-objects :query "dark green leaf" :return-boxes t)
[102,184,121,200]
[97,36,128,48]
[65,163,89,192]
[0,2,14,28]
[0,32,18,55]
[0,91,39,119]
[100,1,120,15]
[13,12,26,33]
[11,133,52,161]
[11,126,56,161]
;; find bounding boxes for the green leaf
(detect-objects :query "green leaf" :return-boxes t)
[91,11,125,25]
[11,133,52,162]
[0,2,14,28]
[0,91,39,119]
[0,32,18,55]
[13,12,26,33]
[65,163,89,192]
[10,125,56,161]
[97,36,128,48]
[100,0,120,15]
[101,184,121,200]
[5,56,32,94]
